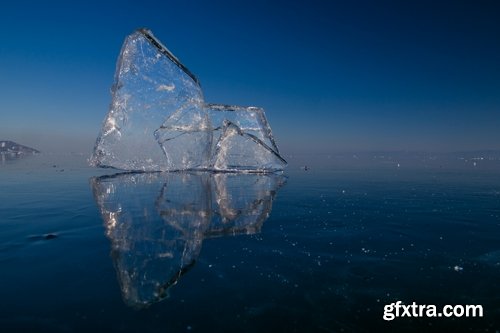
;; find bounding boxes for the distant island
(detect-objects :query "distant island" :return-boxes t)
[0,140,40,156]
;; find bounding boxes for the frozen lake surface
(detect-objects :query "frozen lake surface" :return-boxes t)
[1,153,499,332]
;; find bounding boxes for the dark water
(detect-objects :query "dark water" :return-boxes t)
[1,153,499,332]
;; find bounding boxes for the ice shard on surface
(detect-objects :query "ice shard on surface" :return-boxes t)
[90,172,286,307]
[90,29,286,172]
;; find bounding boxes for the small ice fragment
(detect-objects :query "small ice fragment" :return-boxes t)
[211,120,286,172]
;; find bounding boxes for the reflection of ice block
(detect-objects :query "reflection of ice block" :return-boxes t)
[90,173,201,307]
[208,173,281,236]
[90,172,285,308]
[90,29,286,172]
[156,173,212,240]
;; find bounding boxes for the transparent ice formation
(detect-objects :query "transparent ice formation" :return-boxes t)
[90,172,286,307]
[90,29,286,172]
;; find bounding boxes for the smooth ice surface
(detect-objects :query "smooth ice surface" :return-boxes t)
[4,154,500,332]
[90,29,286,172]
[91,172,286,307]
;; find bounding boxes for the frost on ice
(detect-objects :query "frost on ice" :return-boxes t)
[90,29,286,172]
[91,172,286,307]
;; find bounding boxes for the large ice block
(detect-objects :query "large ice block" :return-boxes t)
[90,29,286,172]
[90,172,286,307]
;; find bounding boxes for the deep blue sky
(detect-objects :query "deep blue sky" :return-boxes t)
[1,0,499,154]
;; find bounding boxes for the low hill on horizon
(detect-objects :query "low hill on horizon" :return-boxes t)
[0,140,40,155]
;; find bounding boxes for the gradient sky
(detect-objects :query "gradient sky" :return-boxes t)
[1,0,499,154]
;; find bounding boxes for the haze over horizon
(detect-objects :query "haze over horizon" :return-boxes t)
[1,1,499,155]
